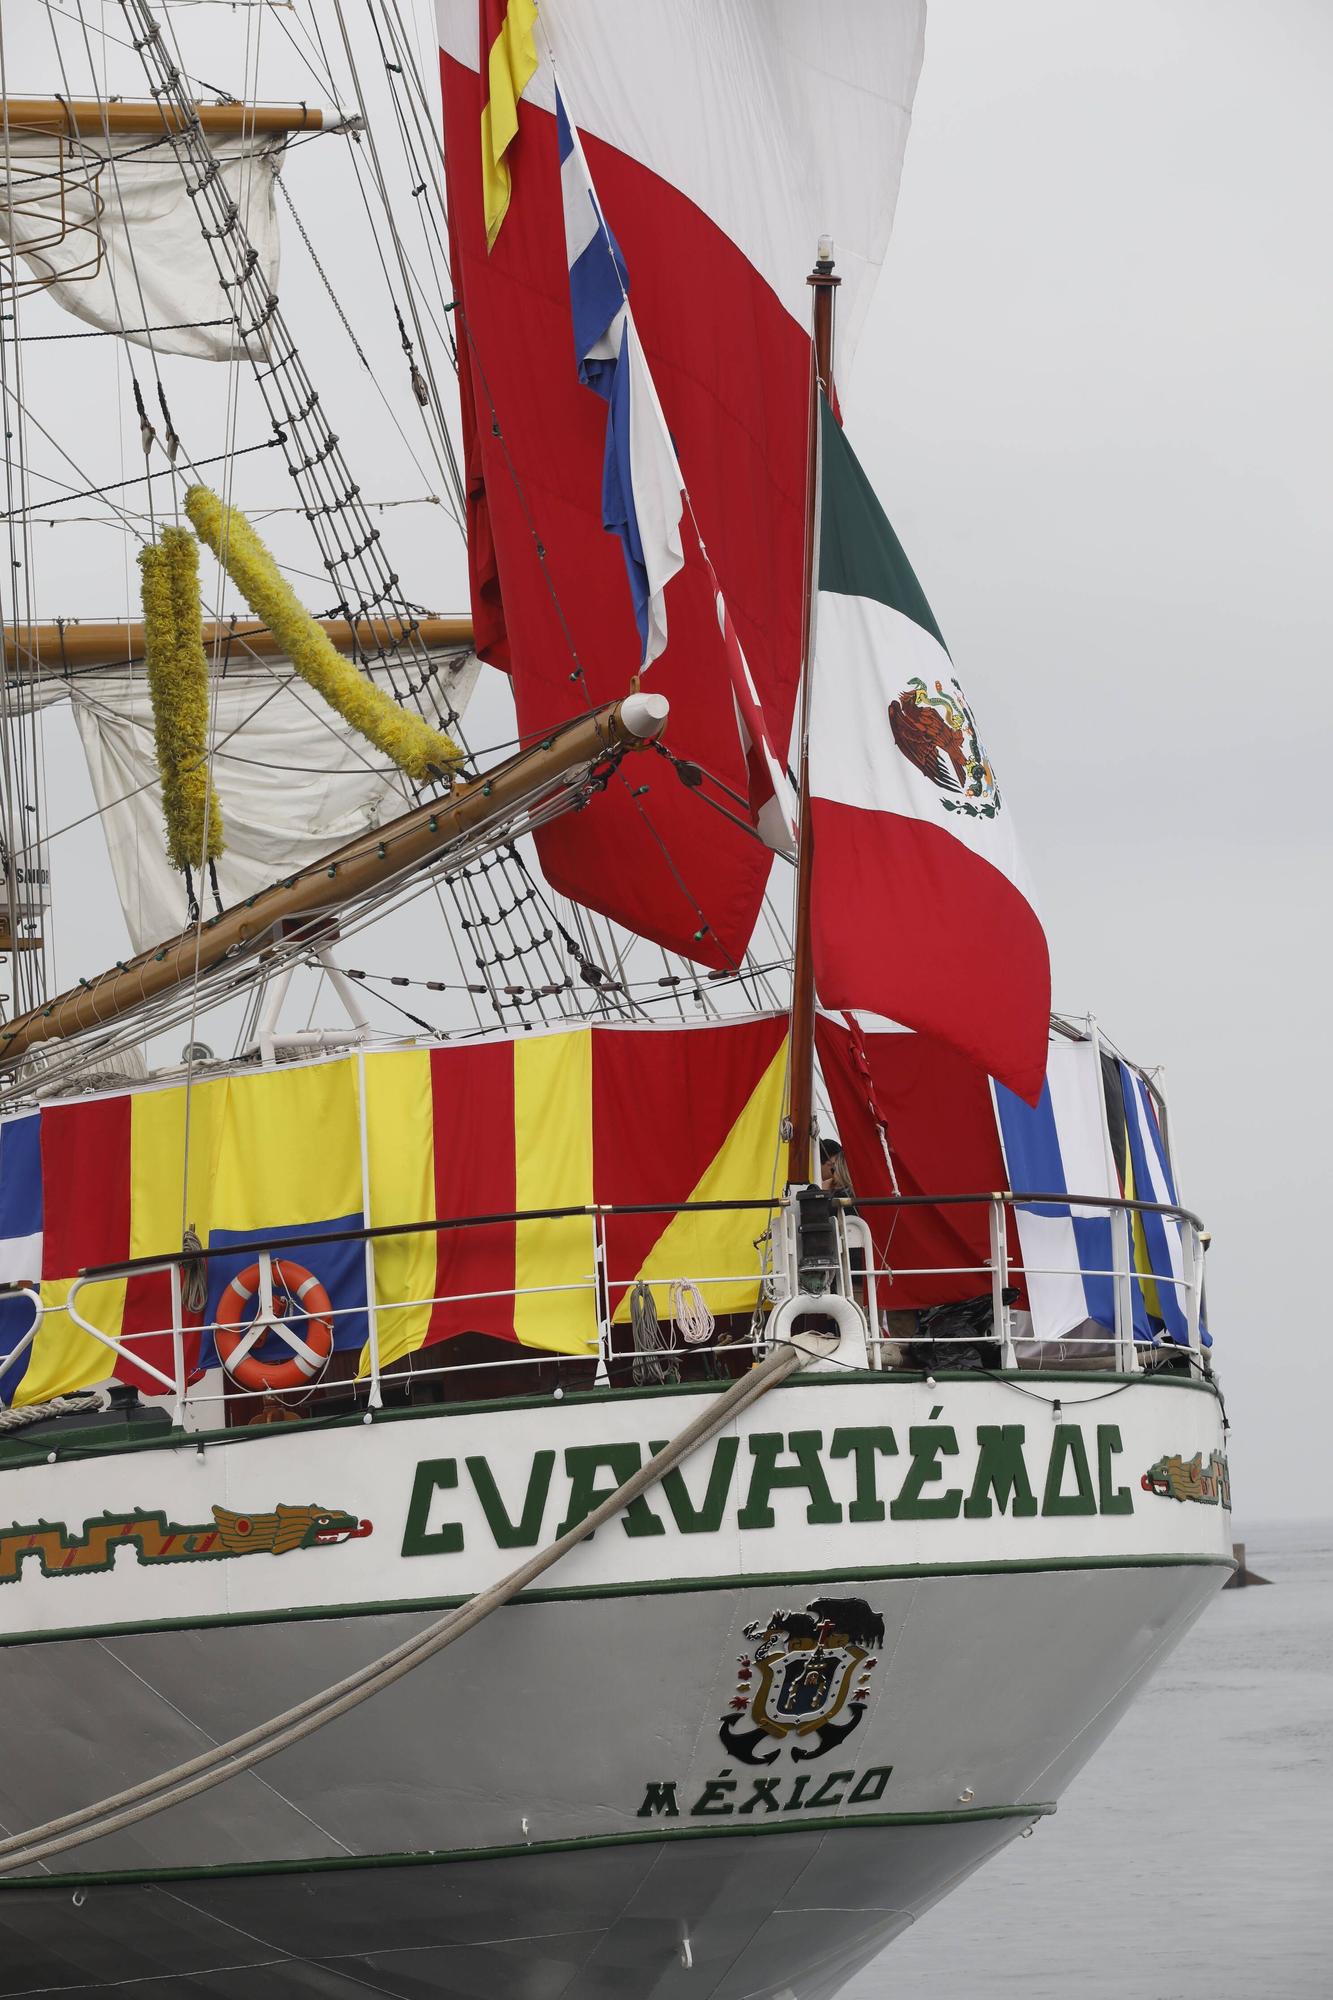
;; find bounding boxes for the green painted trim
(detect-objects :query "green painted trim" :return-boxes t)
[994,1370,1216,1393]
[0,1368,1223,1474]
[0,1551,1235,1651]
[0,1801,1057,1892]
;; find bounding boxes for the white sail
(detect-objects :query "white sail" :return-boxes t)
[62,654,479,951]
[0,129,282,360]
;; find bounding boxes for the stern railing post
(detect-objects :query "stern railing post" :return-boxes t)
[1111,1205,1136,1371]
[64,1277,177,1395]
[594,1209,610,1386]
[989,1195,1015,1367]
[842,1213,880,1368]
[169,1260,186,1427]
[1183,1220,1203,1355]
[355,1047,382,1410]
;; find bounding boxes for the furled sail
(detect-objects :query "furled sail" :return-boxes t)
[43,652,476,952]
[438,0,926,966]
[0,123,283,360]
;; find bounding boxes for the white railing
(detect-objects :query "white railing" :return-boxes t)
[0,1188,1210,1430]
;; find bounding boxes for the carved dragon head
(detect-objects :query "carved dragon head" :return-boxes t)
[210,1504,372,1555]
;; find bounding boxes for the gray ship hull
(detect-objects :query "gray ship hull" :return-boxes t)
[0,1817,1038,1997]
[0,1372,1232,1995]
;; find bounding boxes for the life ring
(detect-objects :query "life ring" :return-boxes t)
[214,1259,335,1394]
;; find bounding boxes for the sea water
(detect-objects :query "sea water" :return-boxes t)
[849,1521,1333,2000]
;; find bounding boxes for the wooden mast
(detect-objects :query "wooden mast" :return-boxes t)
[1,100,332,139]
[0,694,668,1065]
[2,616,474,678]
[785,244,840,1187]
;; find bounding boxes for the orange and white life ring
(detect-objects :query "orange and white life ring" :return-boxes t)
[214,1258,334,1394]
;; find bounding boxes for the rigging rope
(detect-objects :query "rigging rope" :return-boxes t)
[174,0,266,1235]
[111,0,584,1033]
[11,317,234,343]
[0,16,52,1021]
[330,0,467,515]
[274,173,447,511]
[12,0,776,1068]
[0,435,283,521]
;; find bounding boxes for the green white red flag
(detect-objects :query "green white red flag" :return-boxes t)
[807,396,1050,1104]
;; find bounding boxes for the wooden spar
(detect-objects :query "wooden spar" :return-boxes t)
[785,246,840,1188]
[2,616,474,678]
[1,99,331,140]
[0,693,668,1064]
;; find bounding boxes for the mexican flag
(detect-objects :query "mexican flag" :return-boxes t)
[808,396,1050,1104]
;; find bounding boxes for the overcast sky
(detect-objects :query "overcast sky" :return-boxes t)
[854,0,1331,1524]
[6,1,1330,1519]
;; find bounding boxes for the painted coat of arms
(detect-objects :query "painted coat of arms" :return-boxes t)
[888,675,1001,820]
[719,1596,883,1765]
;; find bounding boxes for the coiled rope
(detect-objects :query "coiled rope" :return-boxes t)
[0,1388,111,1435]
[629,1278,676,1385]
[671,1278,715,1347]
[0,1338,806,1877]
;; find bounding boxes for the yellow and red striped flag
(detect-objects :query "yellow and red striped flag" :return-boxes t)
[480,0,539,251]
[1,1019,790,1403]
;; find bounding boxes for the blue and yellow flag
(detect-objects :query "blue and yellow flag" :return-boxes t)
[197,1063,367,1369]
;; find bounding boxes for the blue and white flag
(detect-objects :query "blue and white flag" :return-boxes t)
[1118,1063,1204,1346]
[556,82,684,665]
[993,1043,1129,1344]
[0,1111,42,1404]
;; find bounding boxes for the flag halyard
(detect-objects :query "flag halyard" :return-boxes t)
[708,568,797,856]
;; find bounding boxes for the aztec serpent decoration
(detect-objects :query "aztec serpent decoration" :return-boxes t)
[1141,1452,1230,1508]
[0,1503,372,1583]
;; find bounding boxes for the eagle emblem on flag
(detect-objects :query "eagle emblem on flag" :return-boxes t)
[888,676,1002,820]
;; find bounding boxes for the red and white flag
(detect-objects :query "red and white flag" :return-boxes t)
[705,568,796,856]
[437,0,926,964]
[807,396,1050,1103]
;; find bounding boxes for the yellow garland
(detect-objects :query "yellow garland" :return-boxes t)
[184,485,461,782]
[138,526,224,873]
